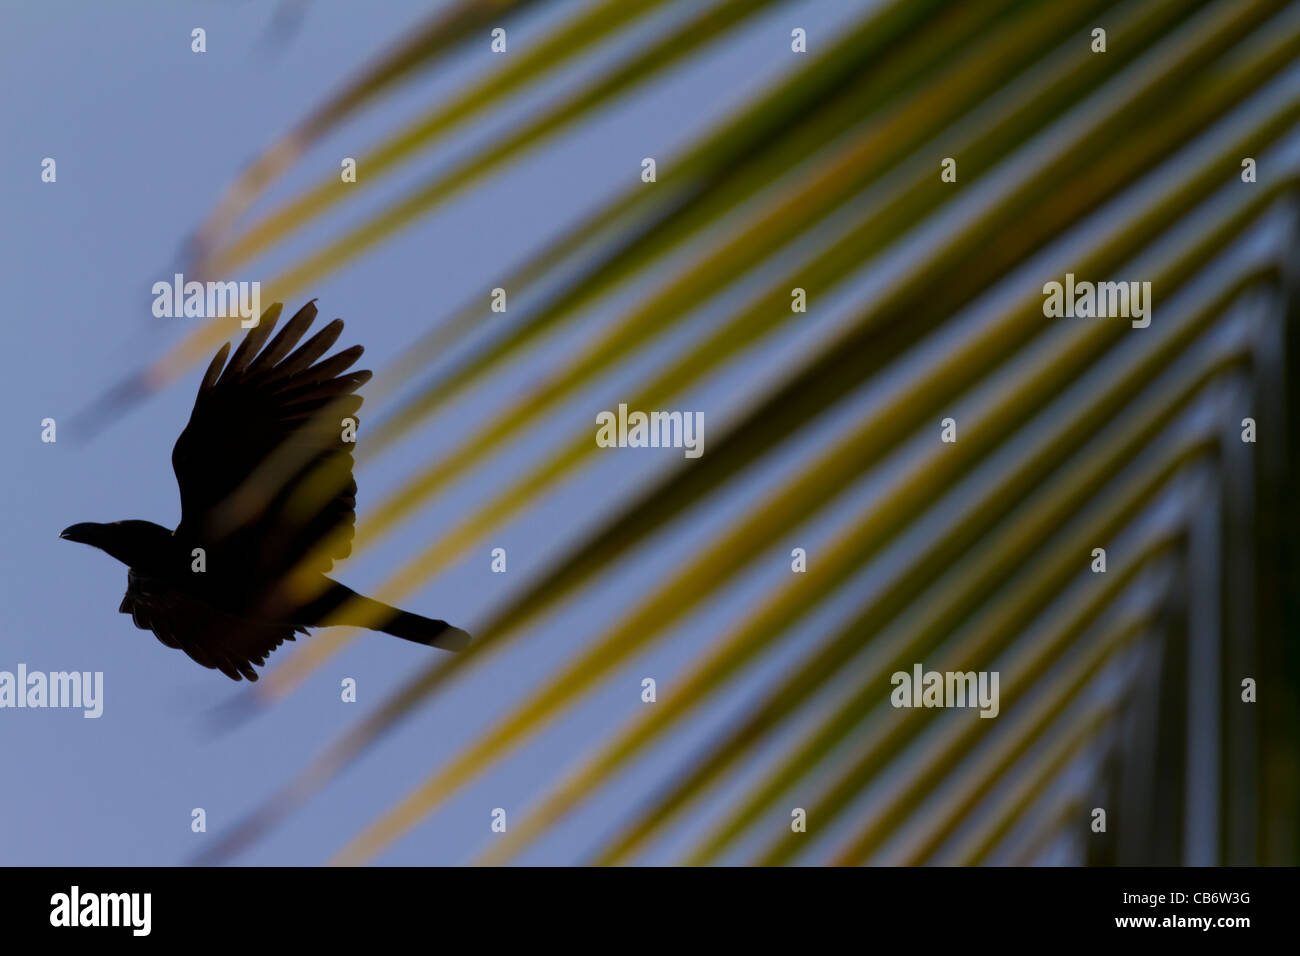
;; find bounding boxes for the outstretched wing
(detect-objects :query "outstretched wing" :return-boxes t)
[171,300,370,584]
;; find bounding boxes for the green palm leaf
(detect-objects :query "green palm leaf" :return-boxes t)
[181,0,1300,866]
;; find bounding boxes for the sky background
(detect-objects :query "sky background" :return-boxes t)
[2,0,1285,866]
[1,0,910,867]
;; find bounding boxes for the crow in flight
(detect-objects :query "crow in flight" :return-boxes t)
[61,300,470,681]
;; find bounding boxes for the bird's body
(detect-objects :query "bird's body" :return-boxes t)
[62,301,469,681]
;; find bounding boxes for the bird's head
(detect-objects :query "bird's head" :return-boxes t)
[60,520,172,568]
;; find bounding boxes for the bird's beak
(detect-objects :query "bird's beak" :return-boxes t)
[60,522,101,545]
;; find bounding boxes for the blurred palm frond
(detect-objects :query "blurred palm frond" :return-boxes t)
[169,0,1298,865]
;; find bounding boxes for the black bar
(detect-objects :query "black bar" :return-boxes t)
[1,866,1286,941]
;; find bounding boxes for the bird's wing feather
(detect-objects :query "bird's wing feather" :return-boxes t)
[121,570,303,682]
[171,301,369,582]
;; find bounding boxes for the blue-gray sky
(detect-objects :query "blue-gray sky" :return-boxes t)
[4,0,1274,866]
[1,0,905,866]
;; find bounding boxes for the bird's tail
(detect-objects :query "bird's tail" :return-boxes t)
[376,607,472,652]
[311,581,471,652]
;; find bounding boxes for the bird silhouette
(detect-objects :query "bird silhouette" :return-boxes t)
[61,300,470,681]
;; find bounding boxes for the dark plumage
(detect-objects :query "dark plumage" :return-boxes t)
[61,300,470,681]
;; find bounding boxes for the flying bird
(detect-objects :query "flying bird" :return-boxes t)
[61,300,470,681]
